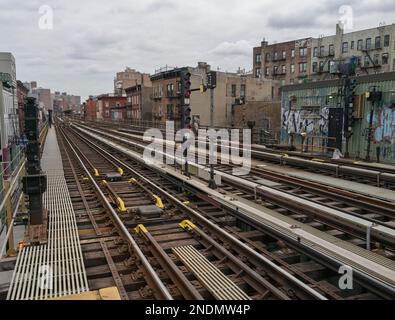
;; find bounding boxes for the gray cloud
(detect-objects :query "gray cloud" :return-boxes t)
[0,0,393,100]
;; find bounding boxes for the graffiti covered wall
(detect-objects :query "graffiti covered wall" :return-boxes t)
[370,107,395,161]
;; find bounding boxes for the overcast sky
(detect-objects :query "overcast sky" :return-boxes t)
[1,0,394,100]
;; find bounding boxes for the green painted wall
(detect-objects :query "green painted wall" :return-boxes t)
[281,75,395,164]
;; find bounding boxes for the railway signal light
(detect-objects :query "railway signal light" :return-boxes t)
[207,71,217,89]
[367,90,382,103]
[180,69,192,129]
[184,105,192,127]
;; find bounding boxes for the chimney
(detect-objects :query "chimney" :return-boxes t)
[336,23,344,37]
[261,38,268,47]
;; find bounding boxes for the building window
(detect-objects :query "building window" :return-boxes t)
[273,66,278,75]
[231,84,236,97]
[299,62,307,73]
[282,65,286,74]
[290,79,294,84]
[273,52,278,61]
[329,60,335,72]
[312,62,318,73]
[299,47,307,57]
[319,61,324,71]
[320,46,325,56]
[351,41,355,49]
[382,53,389,64]
[291,49,295,58]
[282,51,286,59]
[255,68,261,78]
[342,42,348,53]
[240,84,246,97]
[265,67,270,76]
[166,83,174,97]
[375,36,381,49]
[255,54,261,63]
[291,64,295,73]
[357,39,363,50]
[366,38,372,50]
[384,35,390,47]
[329,44,334,55]
[265,53,271,61]
[313,47,318,57]
[281,80,286,86]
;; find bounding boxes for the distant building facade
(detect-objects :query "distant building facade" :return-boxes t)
[97,94,127,120]
[16,80,29,136]
[125,85,153,121]
[114,67,151,95]
[150,62,280,127]
[254,23,395,85]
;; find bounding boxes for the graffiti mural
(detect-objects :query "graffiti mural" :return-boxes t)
[281,106,329,136]
[369,108,395,161]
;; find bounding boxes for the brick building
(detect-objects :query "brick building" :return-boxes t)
[114,67,151,95]
[97,94,127,120]
[16,80,29,136]
[125,85,153,121]
[84,96,98,120]
[254,23,395,85]
[150,62,280,127]
[254,38,312,86]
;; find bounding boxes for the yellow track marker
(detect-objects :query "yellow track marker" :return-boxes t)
[116,197,127,213]
[153,195,164,209]
[134,224,148,235]
[118,168,124,176]
[94,168,100,177]
[179,220,197,231]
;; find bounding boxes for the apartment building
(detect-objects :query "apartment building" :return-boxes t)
[84,96,98,120]
[253,38,312,86]
[125,84,153,121]
[150,62,280,127]
[114,67,151,95]
[16,80,29,136]
[254,23,395,84]
[311,23,395,80]
[97,94,127,120]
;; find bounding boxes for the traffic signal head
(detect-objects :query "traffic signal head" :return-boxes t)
[181,70,191,90]
[184,106,191,126]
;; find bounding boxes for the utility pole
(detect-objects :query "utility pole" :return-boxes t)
[22,97,47,226]
[180,69,192,177]
[365,86,382,162]
[207,71,217,189]
[343,77,356,158]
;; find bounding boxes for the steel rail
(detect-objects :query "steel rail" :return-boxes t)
[58,126,173,300]
[68,124,328,300]
[70,123,395,299]
[135,225,204,300]
[74,124,395,247]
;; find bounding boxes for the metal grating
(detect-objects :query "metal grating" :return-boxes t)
[7,128,89,300]
[172,245,251,300]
